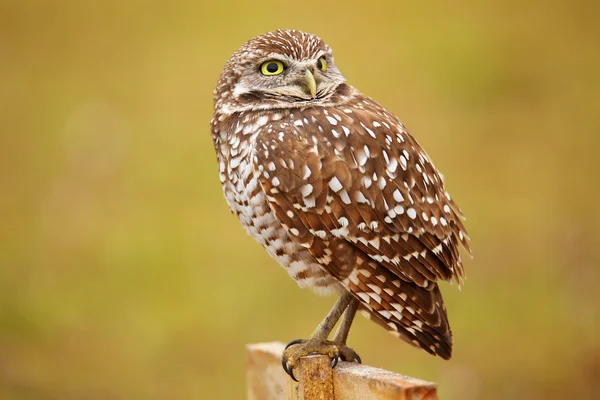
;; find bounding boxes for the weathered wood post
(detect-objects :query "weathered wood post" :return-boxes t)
[247,342,438,400]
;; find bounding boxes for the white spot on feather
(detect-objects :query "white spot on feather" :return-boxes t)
[328,177,343,192]
[368,292,382,304]
[339,190,352,204]
[303,165,311,179]
[393,189,404,202]
[400,155,407,170]
[300,184,313,197]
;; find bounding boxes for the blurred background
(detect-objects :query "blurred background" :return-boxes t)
[1,0,598,399]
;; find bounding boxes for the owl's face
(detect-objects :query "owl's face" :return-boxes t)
[214,30,348,114]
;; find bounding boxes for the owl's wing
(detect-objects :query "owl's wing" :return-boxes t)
[252,101,469,358]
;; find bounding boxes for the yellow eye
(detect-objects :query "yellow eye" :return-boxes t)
[317,56,327,71]
[260,60,284,76]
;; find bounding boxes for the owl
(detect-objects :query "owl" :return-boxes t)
[211,29,470,381]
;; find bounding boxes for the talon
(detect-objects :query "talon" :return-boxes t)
[282,339,304,382]
[281,358,288,375]
[285,339,304,350]
[330,353,339,368]
[282,358,298,382]
[334,344,361,364]
[287,365,298,382]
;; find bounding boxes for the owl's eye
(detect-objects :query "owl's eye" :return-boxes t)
[260,60,285,76]
[316,56,327,71]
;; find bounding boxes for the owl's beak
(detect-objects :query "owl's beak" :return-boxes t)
[304,69,317,98]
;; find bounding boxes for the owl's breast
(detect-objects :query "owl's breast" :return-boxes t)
[214,111,341,295]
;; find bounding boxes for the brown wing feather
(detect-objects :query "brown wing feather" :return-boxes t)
[252,95,469,357]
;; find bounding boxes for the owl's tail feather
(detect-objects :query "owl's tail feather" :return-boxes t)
[343,256,453,360]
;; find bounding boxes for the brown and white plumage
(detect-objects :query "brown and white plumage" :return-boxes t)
[211,29,470,361]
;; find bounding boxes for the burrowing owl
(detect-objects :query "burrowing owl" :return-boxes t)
[211,29,470,380]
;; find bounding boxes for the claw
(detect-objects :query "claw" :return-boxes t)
[285,339,304,350]
[281,358,289,376]
[282,359,298,382]
[282,339,304,382]
[330,354,339,369]
[352,350,362,364]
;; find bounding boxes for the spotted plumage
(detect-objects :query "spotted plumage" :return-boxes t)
[211,30,470,362]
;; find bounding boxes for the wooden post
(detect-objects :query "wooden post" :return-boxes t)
[247,342,438,400]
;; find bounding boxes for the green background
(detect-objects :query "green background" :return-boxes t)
[1,1,598,399]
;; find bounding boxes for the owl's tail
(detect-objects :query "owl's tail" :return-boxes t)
[343,255,453,360]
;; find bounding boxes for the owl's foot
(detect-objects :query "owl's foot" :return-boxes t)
[281,293,360,381]
[282,338,361,382]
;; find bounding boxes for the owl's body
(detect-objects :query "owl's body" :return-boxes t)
[211,30,470,366]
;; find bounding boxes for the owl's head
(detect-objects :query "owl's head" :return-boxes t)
[214,30,349,114]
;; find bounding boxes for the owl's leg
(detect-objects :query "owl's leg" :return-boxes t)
[333,297,358,345]
[282,292,361,381]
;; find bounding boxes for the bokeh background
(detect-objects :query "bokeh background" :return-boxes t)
[1,1,598,399]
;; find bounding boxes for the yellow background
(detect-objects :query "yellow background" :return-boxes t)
[1,1,598,399]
